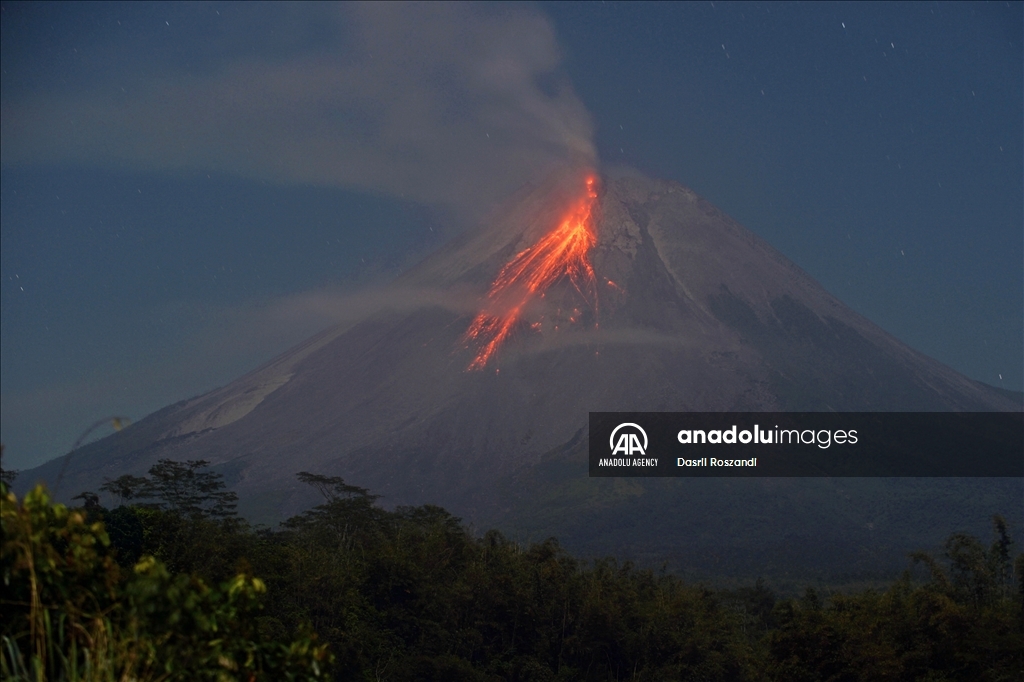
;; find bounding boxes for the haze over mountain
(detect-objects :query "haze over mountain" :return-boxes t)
[21,170,1021,580]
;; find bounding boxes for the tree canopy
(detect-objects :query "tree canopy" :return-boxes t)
[101,458,237,518]
[4,467,1022,681]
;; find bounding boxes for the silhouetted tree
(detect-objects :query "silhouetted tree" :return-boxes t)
[101,459,237,518]
[296,471,378,504]
[99,473,150,506]
[0,445,17,486]
[147,459,238,518]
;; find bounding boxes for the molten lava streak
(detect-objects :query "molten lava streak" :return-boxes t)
[465,175,599,370]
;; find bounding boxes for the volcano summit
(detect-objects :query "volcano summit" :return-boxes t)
[25,170,1020,579]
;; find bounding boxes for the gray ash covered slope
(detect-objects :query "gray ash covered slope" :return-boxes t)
[28,171,1020,579]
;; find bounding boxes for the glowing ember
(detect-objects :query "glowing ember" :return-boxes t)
[464,174,599,370]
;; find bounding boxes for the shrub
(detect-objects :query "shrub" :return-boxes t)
[0,483,332,681]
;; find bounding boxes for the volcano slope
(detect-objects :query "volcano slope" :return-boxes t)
[26,171,1021,581]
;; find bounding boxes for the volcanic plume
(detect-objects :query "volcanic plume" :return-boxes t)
[24,169,1021,579]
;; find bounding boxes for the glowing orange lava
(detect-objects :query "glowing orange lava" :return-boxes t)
[464,174,599,370]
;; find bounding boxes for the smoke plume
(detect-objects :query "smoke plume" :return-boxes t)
[1,2,595,219]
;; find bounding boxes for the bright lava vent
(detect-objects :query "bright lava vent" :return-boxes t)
[464,174,599,370]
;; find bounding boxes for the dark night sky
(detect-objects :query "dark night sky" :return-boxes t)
[2,1,1021,470]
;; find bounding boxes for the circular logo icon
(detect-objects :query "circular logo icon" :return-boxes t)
[609,423,648,456]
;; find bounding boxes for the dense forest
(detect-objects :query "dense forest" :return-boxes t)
[2,458,1022,681]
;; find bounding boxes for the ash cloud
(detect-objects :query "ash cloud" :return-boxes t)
[1,2,595,220]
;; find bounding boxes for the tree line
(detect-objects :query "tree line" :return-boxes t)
[2,458,1022,680]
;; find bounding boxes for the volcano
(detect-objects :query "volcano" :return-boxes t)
[25,169,1021,580]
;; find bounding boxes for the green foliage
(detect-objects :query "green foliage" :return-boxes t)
[102,505,145,568]
[765,516,1024,681]
[256,477,1024,681]
[99,459,249,579]
[125,557,330,680]
[6,464,1023,681]
[252,473,760,680]
[0,483,332,681]
[1,485,121,681]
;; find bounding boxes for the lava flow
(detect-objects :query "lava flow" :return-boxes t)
[464,174,599,370]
